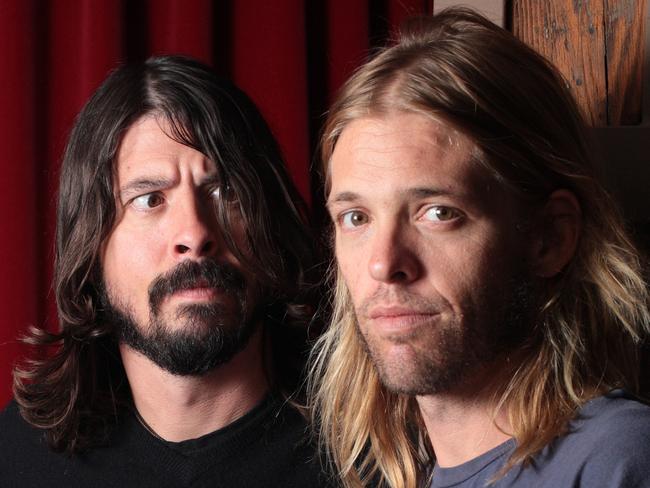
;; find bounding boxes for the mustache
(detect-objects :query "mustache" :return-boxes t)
[148,259,246,314]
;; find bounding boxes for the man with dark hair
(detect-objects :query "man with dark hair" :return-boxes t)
[0,56,331,487]
[308,8,650,488]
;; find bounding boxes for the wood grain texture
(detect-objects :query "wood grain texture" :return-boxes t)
[513,0,608,126]
[604,0,646,125]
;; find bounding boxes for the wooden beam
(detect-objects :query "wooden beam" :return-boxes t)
[604,0,646,125]
[512,0,607,126]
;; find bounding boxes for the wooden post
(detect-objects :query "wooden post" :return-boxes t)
[512,0,608,126]
[604,0,647,125]
[512,0,646,127]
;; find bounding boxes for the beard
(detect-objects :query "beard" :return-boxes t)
[354,275,534,396]
[99,259,260,377]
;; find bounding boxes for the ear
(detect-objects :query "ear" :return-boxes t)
[530,189,581,278]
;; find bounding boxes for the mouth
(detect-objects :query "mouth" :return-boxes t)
[366,306,440,334]
[169,280,224,302]
[148,260,247,315]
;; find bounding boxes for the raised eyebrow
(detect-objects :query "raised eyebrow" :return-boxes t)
[119,177,172,199]
[119,174,222,197]
[326,191,361,209]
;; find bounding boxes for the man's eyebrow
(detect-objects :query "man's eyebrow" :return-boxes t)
[407,187,453,198]
[119,173,221,198]
[118,177,172,199]
[326,191,361,207]
[198,174,221,187]
[327,187,455,207]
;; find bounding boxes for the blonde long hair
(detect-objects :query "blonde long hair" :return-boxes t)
[308,8,650,488]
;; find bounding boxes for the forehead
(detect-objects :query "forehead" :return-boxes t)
[328,113,495,203]
[115,116,215,183]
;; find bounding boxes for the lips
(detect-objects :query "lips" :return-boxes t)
[366,306,440,333]
[148,259,246,315]
[368,306,439,319]
[171,282,222,300]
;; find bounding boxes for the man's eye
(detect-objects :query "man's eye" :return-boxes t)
[340,210,369,229]
[131,193,164,210]
[422,206,459,222]
[210,185,237,204]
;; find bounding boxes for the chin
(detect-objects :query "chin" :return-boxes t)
[370,343,465,396]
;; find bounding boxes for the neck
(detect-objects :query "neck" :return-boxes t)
[416,360,513,468]
[120,327,269,442]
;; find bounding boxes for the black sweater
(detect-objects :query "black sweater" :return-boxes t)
[0,395,334,487]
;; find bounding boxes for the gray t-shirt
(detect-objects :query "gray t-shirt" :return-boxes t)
[430,390,650,487]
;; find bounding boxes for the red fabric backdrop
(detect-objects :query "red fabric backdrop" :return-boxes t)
[0,0,433,407]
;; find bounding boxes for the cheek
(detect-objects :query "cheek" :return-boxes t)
[455,235,525,296]
[102,226,165,295]
[335,242,374,316]
[419,231,512,304]
[335,237,359,280]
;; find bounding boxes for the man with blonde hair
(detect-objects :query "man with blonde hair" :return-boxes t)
[309,8,650,488]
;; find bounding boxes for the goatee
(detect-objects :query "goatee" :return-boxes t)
[99,259,259,376]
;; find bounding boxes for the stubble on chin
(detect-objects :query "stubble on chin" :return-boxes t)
[353,278,534,397]
[354,312,469,396]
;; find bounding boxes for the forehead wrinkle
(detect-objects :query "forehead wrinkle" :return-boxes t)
[346,124,468,170]
[118,169,220,194]
[329,114,498,205]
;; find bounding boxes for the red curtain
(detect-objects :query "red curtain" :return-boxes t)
[0,0,432,407]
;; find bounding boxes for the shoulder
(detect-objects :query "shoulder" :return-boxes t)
[575,390,650,442]
[0,399,56,483]
[0,399,48,448]
[239,396,337,487]
[554,391,650,487]
[252,396,317,462]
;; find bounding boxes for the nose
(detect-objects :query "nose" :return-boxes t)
[368,221,421,284]
[171,192,219,260]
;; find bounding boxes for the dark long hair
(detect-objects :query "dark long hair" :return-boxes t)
[14,56,319,452]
